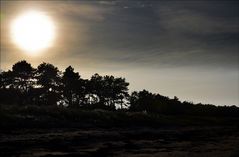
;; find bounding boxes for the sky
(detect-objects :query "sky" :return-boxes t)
[0,0,239,106]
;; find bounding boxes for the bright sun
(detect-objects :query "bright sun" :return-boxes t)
[11,11,56,56]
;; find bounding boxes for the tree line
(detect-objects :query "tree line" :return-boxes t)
[0,60,238,117]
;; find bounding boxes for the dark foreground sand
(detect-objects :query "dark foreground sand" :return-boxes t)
[0,126,238,157]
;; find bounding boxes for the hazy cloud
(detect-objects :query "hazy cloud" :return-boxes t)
[1,0,238,105]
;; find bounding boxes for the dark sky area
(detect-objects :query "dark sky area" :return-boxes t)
[1,0,238,105]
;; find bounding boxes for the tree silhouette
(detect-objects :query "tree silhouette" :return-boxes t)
[0,70,16,104]
[0,60,238,118]
[113,77,129,109]
[0,70,14,89]
[102,76,129,109]
[86,73,102,105]
[88,74,129,109]
[12,61,35,105]
[62,66,81,107]
[36,63,61,105]
[12,61,34,90]
[130,90,155,112]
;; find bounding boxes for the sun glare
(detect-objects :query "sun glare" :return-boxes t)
[11,11,56,56]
